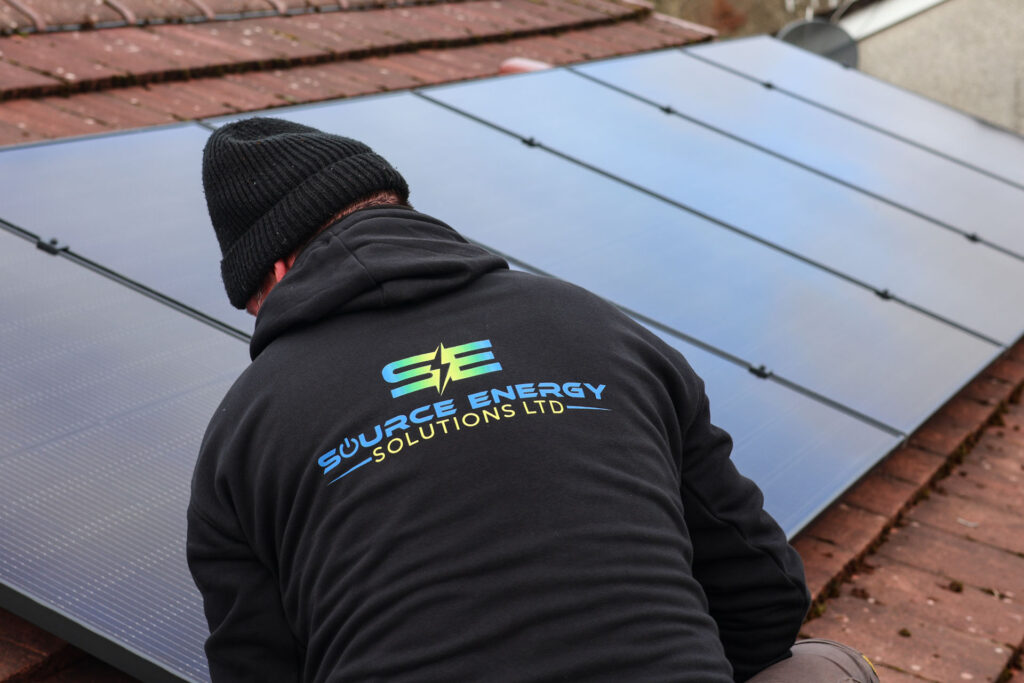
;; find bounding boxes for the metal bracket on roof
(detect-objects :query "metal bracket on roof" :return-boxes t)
[748,364,772,379]
[874,288,894,300]
[36,237,68,255]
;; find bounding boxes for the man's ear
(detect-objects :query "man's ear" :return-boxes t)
[273,257,292,284]
[245,257,296,316]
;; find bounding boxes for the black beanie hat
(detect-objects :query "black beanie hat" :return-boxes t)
[202,117,410,309]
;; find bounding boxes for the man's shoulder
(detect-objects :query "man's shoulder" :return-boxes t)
[482,270,633,322]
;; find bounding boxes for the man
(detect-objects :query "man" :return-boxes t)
[188,117,879,682]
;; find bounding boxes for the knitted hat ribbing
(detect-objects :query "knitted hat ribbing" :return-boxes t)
[202,117,410,309]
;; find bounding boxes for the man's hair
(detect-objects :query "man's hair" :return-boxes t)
[297,190,410,256]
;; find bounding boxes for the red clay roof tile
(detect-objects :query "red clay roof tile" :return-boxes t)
[46,89,177,127]
[839,470,917,520]
[0,609,72,680]
[0,117,39,143]
[0,32,126,86]
[791,535,850,601]
[804,589,1011,681]
[0,0,667,107]
[0,11,709,146]
[0,1,34,31]
[19,0,123,28]
[198,0,277,15]
[907,488,1024,554]
[0,59,63,96]
[874,445,945,487]
[106,81,234,118]
[114,0,204,21]
[379,48,493,82]
[0,97,114,136]
[852,555,1020,646]
[946,458,1024,517]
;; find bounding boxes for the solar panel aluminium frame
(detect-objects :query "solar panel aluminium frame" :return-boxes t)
[0,583,191,683]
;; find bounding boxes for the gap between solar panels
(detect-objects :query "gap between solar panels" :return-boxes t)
[1,170,902,445]
[552,42,1024,346]
[204,89,1004,435]
[0,122,256,335]
[0,112,925,440]
[567,64,1024,266]
[405,73,1015,432]
[410,59,1024,354]
[0,220,251,343]
[416,87,1004,351]
[0,139,891,441]
[496,248,903,439]
[684,48,1024,195]
[685,36,1024,192]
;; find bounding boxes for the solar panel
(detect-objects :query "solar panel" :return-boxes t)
[574,49,1024,345]
[0,124,252,335]
[0,229,248,682]
[640,324,899,534]
[688,36,1024,190]
[272,88,998,432]
[432,64,1024,347]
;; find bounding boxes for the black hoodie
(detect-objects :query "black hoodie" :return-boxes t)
[187,206,809,683]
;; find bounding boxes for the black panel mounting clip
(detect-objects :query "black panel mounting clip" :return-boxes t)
[36,237,68,255]
[748,364,771,379]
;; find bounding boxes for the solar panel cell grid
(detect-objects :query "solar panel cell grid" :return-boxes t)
[0,230,248,682]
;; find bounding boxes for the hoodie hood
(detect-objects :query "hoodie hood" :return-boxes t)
[249,206,507,359]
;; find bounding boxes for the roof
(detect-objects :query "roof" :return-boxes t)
[2,5,1024,681]
[0,0,713,145]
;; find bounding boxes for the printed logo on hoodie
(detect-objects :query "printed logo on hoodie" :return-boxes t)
[315,338,609,485]
[381,339,502,398]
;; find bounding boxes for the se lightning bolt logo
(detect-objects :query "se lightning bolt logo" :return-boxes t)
[381,340,502,398]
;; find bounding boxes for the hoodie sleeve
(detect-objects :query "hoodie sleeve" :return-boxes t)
[675,370,811,682]
[186,503,301,683]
